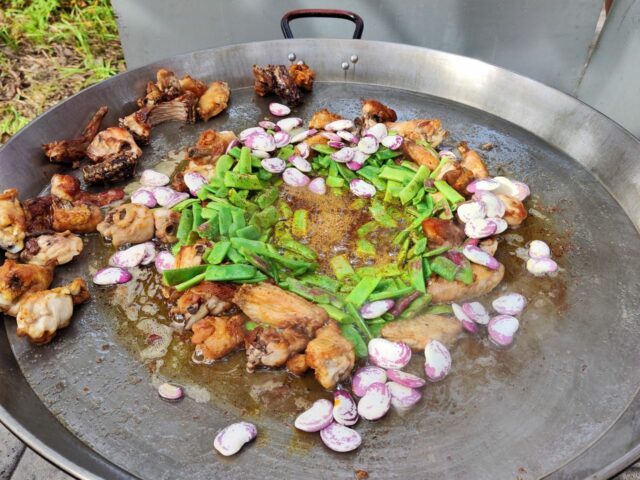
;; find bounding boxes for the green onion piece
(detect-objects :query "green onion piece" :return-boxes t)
[424,245,451,257]
[215,154,235,178]
[224,171,263,190]
[369,200,397,228]
[346,276,381,308]
[235,224,261,240]
[399,165,430,205]
[346,303,373,341]
[291,209,309,238]
[162,265,208,286]
[409,257,426,293]
[399,293,433,319]
[280,237,318,261]
[320,304,352,324]
[357,221,380,238]
[206,241,231,265]
[176,208,193,243]
[430,256,458,281]
[340,324,368,358]
[368,286,415,302]
[356,239,376,258]
[434,179,465,204]
[233,146,252,174]
[172,198,198,212]
[330,255,355,280]
[311,144,336,155]
[204,264,256,281]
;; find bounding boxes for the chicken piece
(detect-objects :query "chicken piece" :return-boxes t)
[50,174,81,201]
[402,139,439,170]
[479,237,498,256]
[19,231,83,266]
[308,108,342,130]
[186,129,236,166]
[149,92,198,125]
[76,188,125,207]
[82,156,137,185]
[191,314,246,362]
[305,321,355,389]
[421,218,466,248]
[458,142,490,179]
[137,68,183,107]
[440,163,475,194]
[174,239,211,269]
[428,263,505,303]
[381,314,462,351]
[245,325,310,372]
[497,194,528,227]
[153,208,180,243]
[0,260,54,316]
[288,63,315,91]
[170,281,237,329]
[23,196,53,237]
[252,65,303,105]
[387,119,447,148]
[0,189,26,253]
[286,353,309,376]
[16,278,90,345]
[233,283,328,335]
[198,81,231,121]
[119,107,152,144]
[42,106,108,167]
[179,75,207,97]
[359,99,397,129]
[96,203,154,247]
[304,132,329,151]
[85,127,142,163]
[52,198,102,234]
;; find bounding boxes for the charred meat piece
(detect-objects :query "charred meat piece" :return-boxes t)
[458,142,490,179]
[382,314,462,351]
[198,81,231,121]
[16,278,89,345]
[252,65,303,105]
[191,314,246,362]
[186,129,236,165]
[245,324,310,372]
[137,68,183,108]
[402,138,440,171]
[76,188,125,207]
[42,106,108,167]
[309,108,343,130]
[288,63,315,91]
[357,99,397,130]
[388,119,447,148]
[119,107,152,144]
[23,196,53,237]
[153,208,180,244]
[306,321,356,389]
[0,260,54,316]
[497,194,527,226]
[0,188,26,253]
[439,163,475,194]
[52,197,102,234]
[286,353,309,376]
[170,281,237,330]
[82,156,137,185]
[175,239,211,269]
[149,92,198,125]
[179,75,207,97]
[421,218,466,248]
[97,203,155,247]
[51,174,81,201]
[85,127,142,164]
[428,263,505,304]
[20,231,83,266]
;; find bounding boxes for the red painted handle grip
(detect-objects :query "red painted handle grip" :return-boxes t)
[281,9,364,39]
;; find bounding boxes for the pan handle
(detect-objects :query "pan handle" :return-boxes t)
[281,9,364,39]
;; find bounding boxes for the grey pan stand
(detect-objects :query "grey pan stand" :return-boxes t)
[1,39,640,480]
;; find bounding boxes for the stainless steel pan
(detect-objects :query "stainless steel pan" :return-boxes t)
[2,33,640,480]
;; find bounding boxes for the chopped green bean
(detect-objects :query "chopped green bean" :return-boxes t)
[326,176,344,188]
[357,221,380,238]
[291,209,309,238]
[424,245,451,257]
[174,272,206,292]
[330,255,355,280]
[456,259,474,285]
[299,273,341,293]
[399,165,430,205]
[434,179,465,204]
[311,144,336,155]
[215,154,235,178]
[235,224,261,240]
[379,166,415,183]
[280,237,318,260]
[356,239,376,258]
[430,256,457,281]
[176,208,193,243]
[340,324,368,358]
[255,186,279,209]
[346,302,373,341]
[252,205,279,229]
[162,265,208,286]
[233,146,252,174]
[218,205,232,236]
[204,264,256,281]
[320,304,351,324]
[408,237,427,258]
[369,200,397,228]
[409,257,426,293]
[224,171,263,190]
[172,198,198,212]
[399,293,432,319]
[368,286,415,302]
[346,276,381,307]
[206,241,231,264]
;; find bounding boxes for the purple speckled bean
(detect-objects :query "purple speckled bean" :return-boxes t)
[213,422,257,456]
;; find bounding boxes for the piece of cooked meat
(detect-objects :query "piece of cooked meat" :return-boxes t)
[422,218,466,248]
[359,99,397,129]
[198,81,231,121]
[381,314,462,351]
[497,194,528,226]
[51,197,102,234]
[42,106,108,167]
[191,314,246,362]
[479,237,498,256]
[137,68,183,108]
[402,138,440,170]
[288,63,315,91]
[174,239,211,269]
[0,188,26,253]
[428,263,505,303]
[77,188,125,207]
[179,75,207,97]
[308,108,342,130]
[96,203,154,247]
[23,196,53,237]
[305,321,355,389]
[252,65,303,105]
[20,231,83,266]
[245,325,310,372]
[16,278,89,345]
[119,107,152,144]
[440,163,475,194]
[387,119,447,148]
[153,208,180,244]
[233,283,328,334]
[50,174,81,201]
[0,260,54,316]
[82,156,137,185]
[186,129,236,166]
[170,281,237,329]
[458,142,490,179]
[85,127,142,163]
[149,92,198,125]
[286,353,309,376]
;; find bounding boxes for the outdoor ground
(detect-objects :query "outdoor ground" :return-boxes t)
[0,0,124,144]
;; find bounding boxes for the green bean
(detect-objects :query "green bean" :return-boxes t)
[408,237,427,258]
[224,171,263,190]
[299,273,341,293]
[291,209,309,238]
[171,198,199,212]
[369,200,397,228]
[311,144,336,155]
[345,276,381,308]
[252,205,279,229]
[409,257,426,293]
[368,286,415,302]
[336,163,356,182]
[231,209,245,229]
[400,160,419,172]
[455,259,474,285]
[235,224,261,240]
[424,304,453,315]
[233,272,268,283]
[399,165,430,205]
[356,239,376,258]
[330,255,355,280]
[424,245,451,257]
[374,147,403,161]
[227,147,241,159]
[397,238,411,267]
[320,304,352,324]
[379,166,415,183]
[255,186,279,209]
[384,180,402,203]
[163,265,208,286]
[326,176,344,188]
[228,189,258,213]
[278,201,293,219]
[399,293,432,319]
[215,154,235,178]
[280,237,318,260]
[218,205,232,236]
[357,221,380,238]
[206,241,230,265]
[340,324,368,358]
[225,246,246,264]
[284,278,340,305]
[430,256,457,281]
[434,180,465,204]
[346,303,373,341]
[232,147,252,174]
[277,145,295,160]
[356,263,402,278]
[174,272,206,292]
[204,264,256,281]
[245,321,258,331]
[176,208,193,243]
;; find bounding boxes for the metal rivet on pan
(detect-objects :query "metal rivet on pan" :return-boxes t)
[350,55,359,64]
[288,53,296,62]
[341,61,350,71]
[297,60,305,65]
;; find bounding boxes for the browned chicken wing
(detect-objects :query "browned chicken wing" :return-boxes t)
[381,314,462,351]
[170,281,237,330]
[198,81,231,121]
[0,260,54,316]
[428,263,505,303]
[19,231,83,266]
[52,198,102,234]
[50,174,124,206]
[96,203,154,247]
[149,92,198,125]
[288,63,315,91]
[458,142,490,179]
[497,194,528,227]
[402,139,440,170]
[437,162,475,194]
[179,75,207,97]
[388,119,447,147]
[85,127,142,163]
[0,188,26,253]
[42,106,108,167]
[153,208,180,244]
[119,107,152,144]
[23,196,53,237]
[305,321,355,389]
[359,99,397,128]
[16,278,90,345]
[286,353,309,376]
[174,239,211,269]
[308,108,342,130]
[191,314,246,362]
[137,68,182,108]
[252,65,302,105]
[421,217,466,248]
[245,325,310,372]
